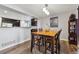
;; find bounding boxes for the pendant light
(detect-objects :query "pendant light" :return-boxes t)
[43,4,50,15]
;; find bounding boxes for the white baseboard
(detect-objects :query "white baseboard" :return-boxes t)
[0,39,30,51]
[60,38,68,41]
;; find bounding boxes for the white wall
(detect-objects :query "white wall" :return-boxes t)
[0,28,30,50]
[0,5,32,50]
[39,10,78,40]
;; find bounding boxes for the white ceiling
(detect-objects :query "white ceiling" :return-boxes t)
[1,4,79,18]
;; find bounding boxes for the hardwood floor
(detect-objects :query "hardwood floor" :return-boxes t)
[0,40,78,54]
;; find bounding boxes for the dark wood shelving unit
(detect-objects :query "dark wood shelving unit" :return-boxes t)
[77,6,79,36]
[68,14,77,45]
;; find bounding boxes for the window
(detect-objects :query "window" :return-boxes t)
[2,17,20,27]
[20,20,31,27]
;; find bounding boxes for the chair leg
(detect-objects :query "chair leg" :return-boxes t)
[54,40,57,54]
[38,40,40,51]
[45,41,46,54]
[58,43,60,54]
[31,39,33,53]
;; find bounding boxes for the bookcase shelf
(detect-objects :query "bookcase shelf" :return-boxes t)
[68,14,77,45]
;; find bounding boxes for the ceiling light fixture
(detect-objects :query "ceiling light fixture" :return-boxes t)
[43,4,50,15]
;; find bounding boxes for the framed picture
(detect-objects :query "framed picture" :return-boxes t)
[31,18,37,26]
[50,17,58,27]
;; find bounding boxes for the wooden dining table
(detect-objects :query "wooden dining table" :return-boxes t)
[31,31,58,54]
[32,31,57,37]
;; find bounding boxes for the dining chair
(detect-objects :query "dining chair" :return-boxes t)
[45,29,62,54]
[55,29,62,54]
[31,29,41,53]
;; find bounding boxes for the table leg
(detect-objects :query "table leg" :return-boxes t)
[45,38,46,54]
[31,34,34,53]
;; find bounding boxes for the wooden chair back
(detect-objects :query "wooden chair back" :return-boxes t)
[55,29,62,40]
[31,29,37,32]
[55,29,62,53]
